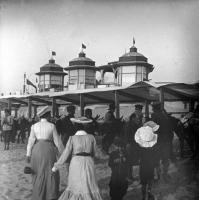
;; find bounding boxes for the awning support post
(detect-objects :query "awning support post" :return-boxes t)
[114,90,120,119]
[28,97,32,119]
[159,88,164,110]
[80,94,85,117]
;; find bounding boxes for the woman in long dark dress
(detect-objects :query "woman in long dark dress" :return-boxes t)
[26,107,64,200]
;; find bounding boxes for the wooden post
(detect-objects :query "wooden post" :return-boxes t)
[189,100,195,112]
[159,87,164,110]
[79,94,85,116]
[28,97,32,119]
[8,99,12,110]
[33,106,37,117]
[114,90,120,119]
[52,97,56,118]
[56,105,59,117]
[100,70,104,84]
[14,108,18,118]
[145,100,149,120]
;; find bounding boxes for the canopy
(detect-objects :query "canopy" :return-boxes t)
[0,81,198,109]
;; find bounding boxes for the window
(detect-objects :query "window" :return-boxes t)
[85,69,95,85]
[51,75,62,85]
[122,74,136,85]
[45,74,50,84]
[69,70,78,85]
[117,66,136,86]
[79,69,85,84]
[136,66,147,82]
[39,75,45,84]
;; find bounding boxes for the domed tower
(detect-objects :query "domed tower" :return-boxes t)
[117,40,153,86]
[65,50,97,90]
[98,39,154,87]
[36,52,67,92]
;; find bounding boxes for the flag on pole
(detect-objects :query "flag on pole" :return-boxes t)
[52,51,56,56]
[26,79,36,89]
[82,43,86,49]
[133,37,135,46]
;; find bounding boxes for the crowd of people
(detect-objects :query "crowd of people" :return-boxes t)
[0,102,199,200]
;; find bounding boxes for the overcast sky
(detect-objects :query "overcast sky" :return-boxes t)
[0,0,199,94]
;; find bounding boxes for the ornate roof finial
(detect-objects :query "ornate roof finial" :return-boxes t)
[133,37,135,46]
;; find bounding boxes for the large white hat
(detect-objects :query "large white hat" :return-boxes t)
[37,106,51,118]
[70,117,93,124]
[135,126,157,148]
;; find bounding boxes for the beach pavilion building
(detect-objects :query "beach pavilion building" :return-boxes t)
[36,56,67,92]
[64,50,97,90]
[98,41,154,87]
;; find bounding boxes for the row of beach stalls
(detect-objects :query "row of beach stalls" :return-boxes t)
[0,81,199,119]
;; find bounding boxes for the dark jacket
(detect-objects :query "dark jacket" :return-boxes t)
[151,111,173,143]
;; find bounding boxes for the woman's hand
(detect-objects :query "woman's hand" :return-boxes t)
[52,166,57,172]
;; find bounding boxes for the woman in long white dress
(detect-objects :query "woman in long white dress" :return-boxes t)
[52,117,102,200]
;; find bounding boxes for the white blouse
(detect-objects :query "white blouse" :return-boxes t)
[26,118,64,157]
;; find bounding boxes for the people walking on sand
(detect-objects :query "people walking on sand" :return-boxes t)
[135,123,159,200]
[1,109,14,150]
[108,136,128,200]
[52,117,103,200]
[26,106,64,200]
[56,105,76,146]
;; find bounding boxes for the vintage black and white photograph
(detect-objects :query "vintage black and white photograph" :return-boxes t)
[0,0,199,199]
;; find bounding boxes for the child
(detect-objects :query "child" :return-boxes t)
[108,137,128,200]
[135,122,159,200]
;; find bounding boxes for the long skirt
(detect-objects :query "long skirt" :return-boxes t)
[31,140,60,200]
[59,156,102,200]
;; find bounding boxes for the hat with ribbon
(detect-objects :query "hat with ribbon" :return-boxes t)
[70,117,93,124]
[143,121,160,132]
[134,126,158,148]
[37,106,51,118]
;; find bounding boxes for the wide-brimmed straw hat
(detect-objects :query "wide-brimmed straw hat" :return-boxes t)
[143,121,160,132]
[70,117,93,124]
[37,106,51,118]
[135,126,157,148]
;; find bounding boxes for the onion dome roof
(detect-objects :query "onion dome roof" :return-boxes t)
[65,51,96,70]
[97,43,154,73]
[36,58,67,75]
[119,46,147,62]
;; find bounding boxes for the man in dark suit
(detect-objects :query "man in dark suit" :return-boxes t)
[151,102,173,181]
[56,105,76,146]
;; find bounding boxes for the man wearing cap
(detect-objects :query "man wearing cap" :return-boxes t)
[84,108,100,135]
[102,104,117,153]
[56,105,76,146]
[104,103,116,123]
[130,104,144,128]
[151,102,173,181]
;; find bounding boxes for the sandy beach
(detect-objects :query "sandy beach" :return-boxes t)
[0,138,199,200]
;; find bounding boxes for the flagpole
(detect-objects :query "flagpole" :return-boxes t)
[23,72,26,95]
